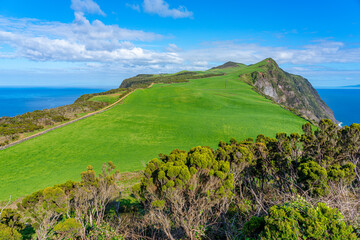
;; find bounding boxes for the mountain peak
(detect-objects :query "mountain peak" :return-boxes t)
[251,58,280,69]
[264,58,279,67]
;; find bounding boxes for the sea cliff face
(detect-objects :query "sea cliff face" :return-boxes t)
[240,58,336,123]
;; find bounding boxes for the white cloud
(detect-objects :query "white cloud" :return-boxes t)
[0,14,162,43]
[126,3,141,12]
[180,40,360,67]
[166,43,182,52]
[1,15,359,74]
[0,14,181,65]
[142,0,193,19]
[71,0,105,16]
[0,30,181,64]
[1,8,360,87]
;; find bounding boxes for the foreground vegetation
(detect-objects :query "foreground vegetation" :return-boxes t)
[0,73,309,200]
[1,119,360,239]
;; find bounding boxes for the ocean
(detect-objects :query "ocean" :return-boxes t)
[0,87,359,126]
[0,87,108,117]
[317,88,360,127]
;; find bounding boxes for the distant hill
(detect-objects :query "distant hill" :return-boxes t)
[344,84,360,88]
[210,61,246,69]
[120,58,336,124]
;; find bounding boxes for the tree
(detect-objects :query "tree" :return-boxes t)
[339,124,360,182]
[297,161,328,196]
[134,146,234,240]
[18,187,68,240]
[72,162,120,239]
[301,119,340,167]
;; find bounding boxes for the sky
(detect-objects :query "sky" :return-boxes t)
[0,0,359,88]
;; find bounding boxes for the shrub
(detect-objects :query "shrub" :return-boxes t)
[0,223,21,240]
[0,209,24,232]
[298,160,328,196]
[327,163,356,184]
[243,199,357,240]
[134,146,234,240]
[53,218,81,239]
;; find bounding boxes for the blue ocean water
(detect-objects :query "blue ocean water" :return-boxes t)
[0,87,108,117]
[317,88,360,127]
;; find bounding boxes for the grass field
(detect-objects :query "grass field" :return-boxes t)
[89,91,126,103]
[0,70,309,200]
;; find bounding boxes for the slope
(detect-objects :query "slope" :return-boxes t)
[0,66,309,200]
[120,58,335,124]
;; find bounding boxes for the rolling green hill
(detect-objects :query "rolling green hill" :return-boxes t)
[121,58,336,124]
[0,59,317,200]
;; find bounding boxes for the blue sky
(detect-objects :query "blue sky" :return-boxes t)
[0,0,359,88]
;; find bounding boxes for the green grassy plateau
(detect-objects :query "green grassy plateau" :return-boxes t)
[0,68,309,200]
[89,90,126,103]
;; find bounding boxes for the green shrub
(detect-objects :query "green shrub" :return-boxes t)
[53,218,81,238]
[135,147,233,200]
[242,216,265,239]
[134,146,234,240]
[298,161,328,196]
[0,223,21,240]
[243,199,356,240]
[327,163,356,184]
[0,209,24,232]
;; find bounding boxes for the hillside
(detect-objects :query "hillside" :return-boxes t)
[121,58,336,124]
[0,62,311,200]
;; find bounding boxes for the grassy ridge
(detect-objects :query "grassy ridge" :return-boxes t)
[0,72,308,200]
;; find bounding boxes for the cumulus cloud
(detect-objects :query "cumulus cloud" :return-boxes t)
[0,30,180,64]
[71,0,105,16]
[142,0,193,19]
[0,14,162,43]
[126,3,141,12]
[1,14,359,73]
[1,11,360,85]
[0,14,180,65]
[180,40,360,67]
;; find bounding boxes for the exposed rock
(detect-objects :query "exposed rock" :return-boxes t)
[242,58,336,123]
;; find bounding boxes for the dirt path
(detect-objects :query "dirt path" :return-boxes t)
[0,83,155,151]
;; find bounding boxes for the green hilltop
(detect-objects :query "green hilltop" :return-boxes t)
[0,58,333,200]
[121,58,336,123]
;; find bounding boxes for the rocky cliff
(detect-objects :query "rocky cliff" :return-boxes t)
[239,58,336,123]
